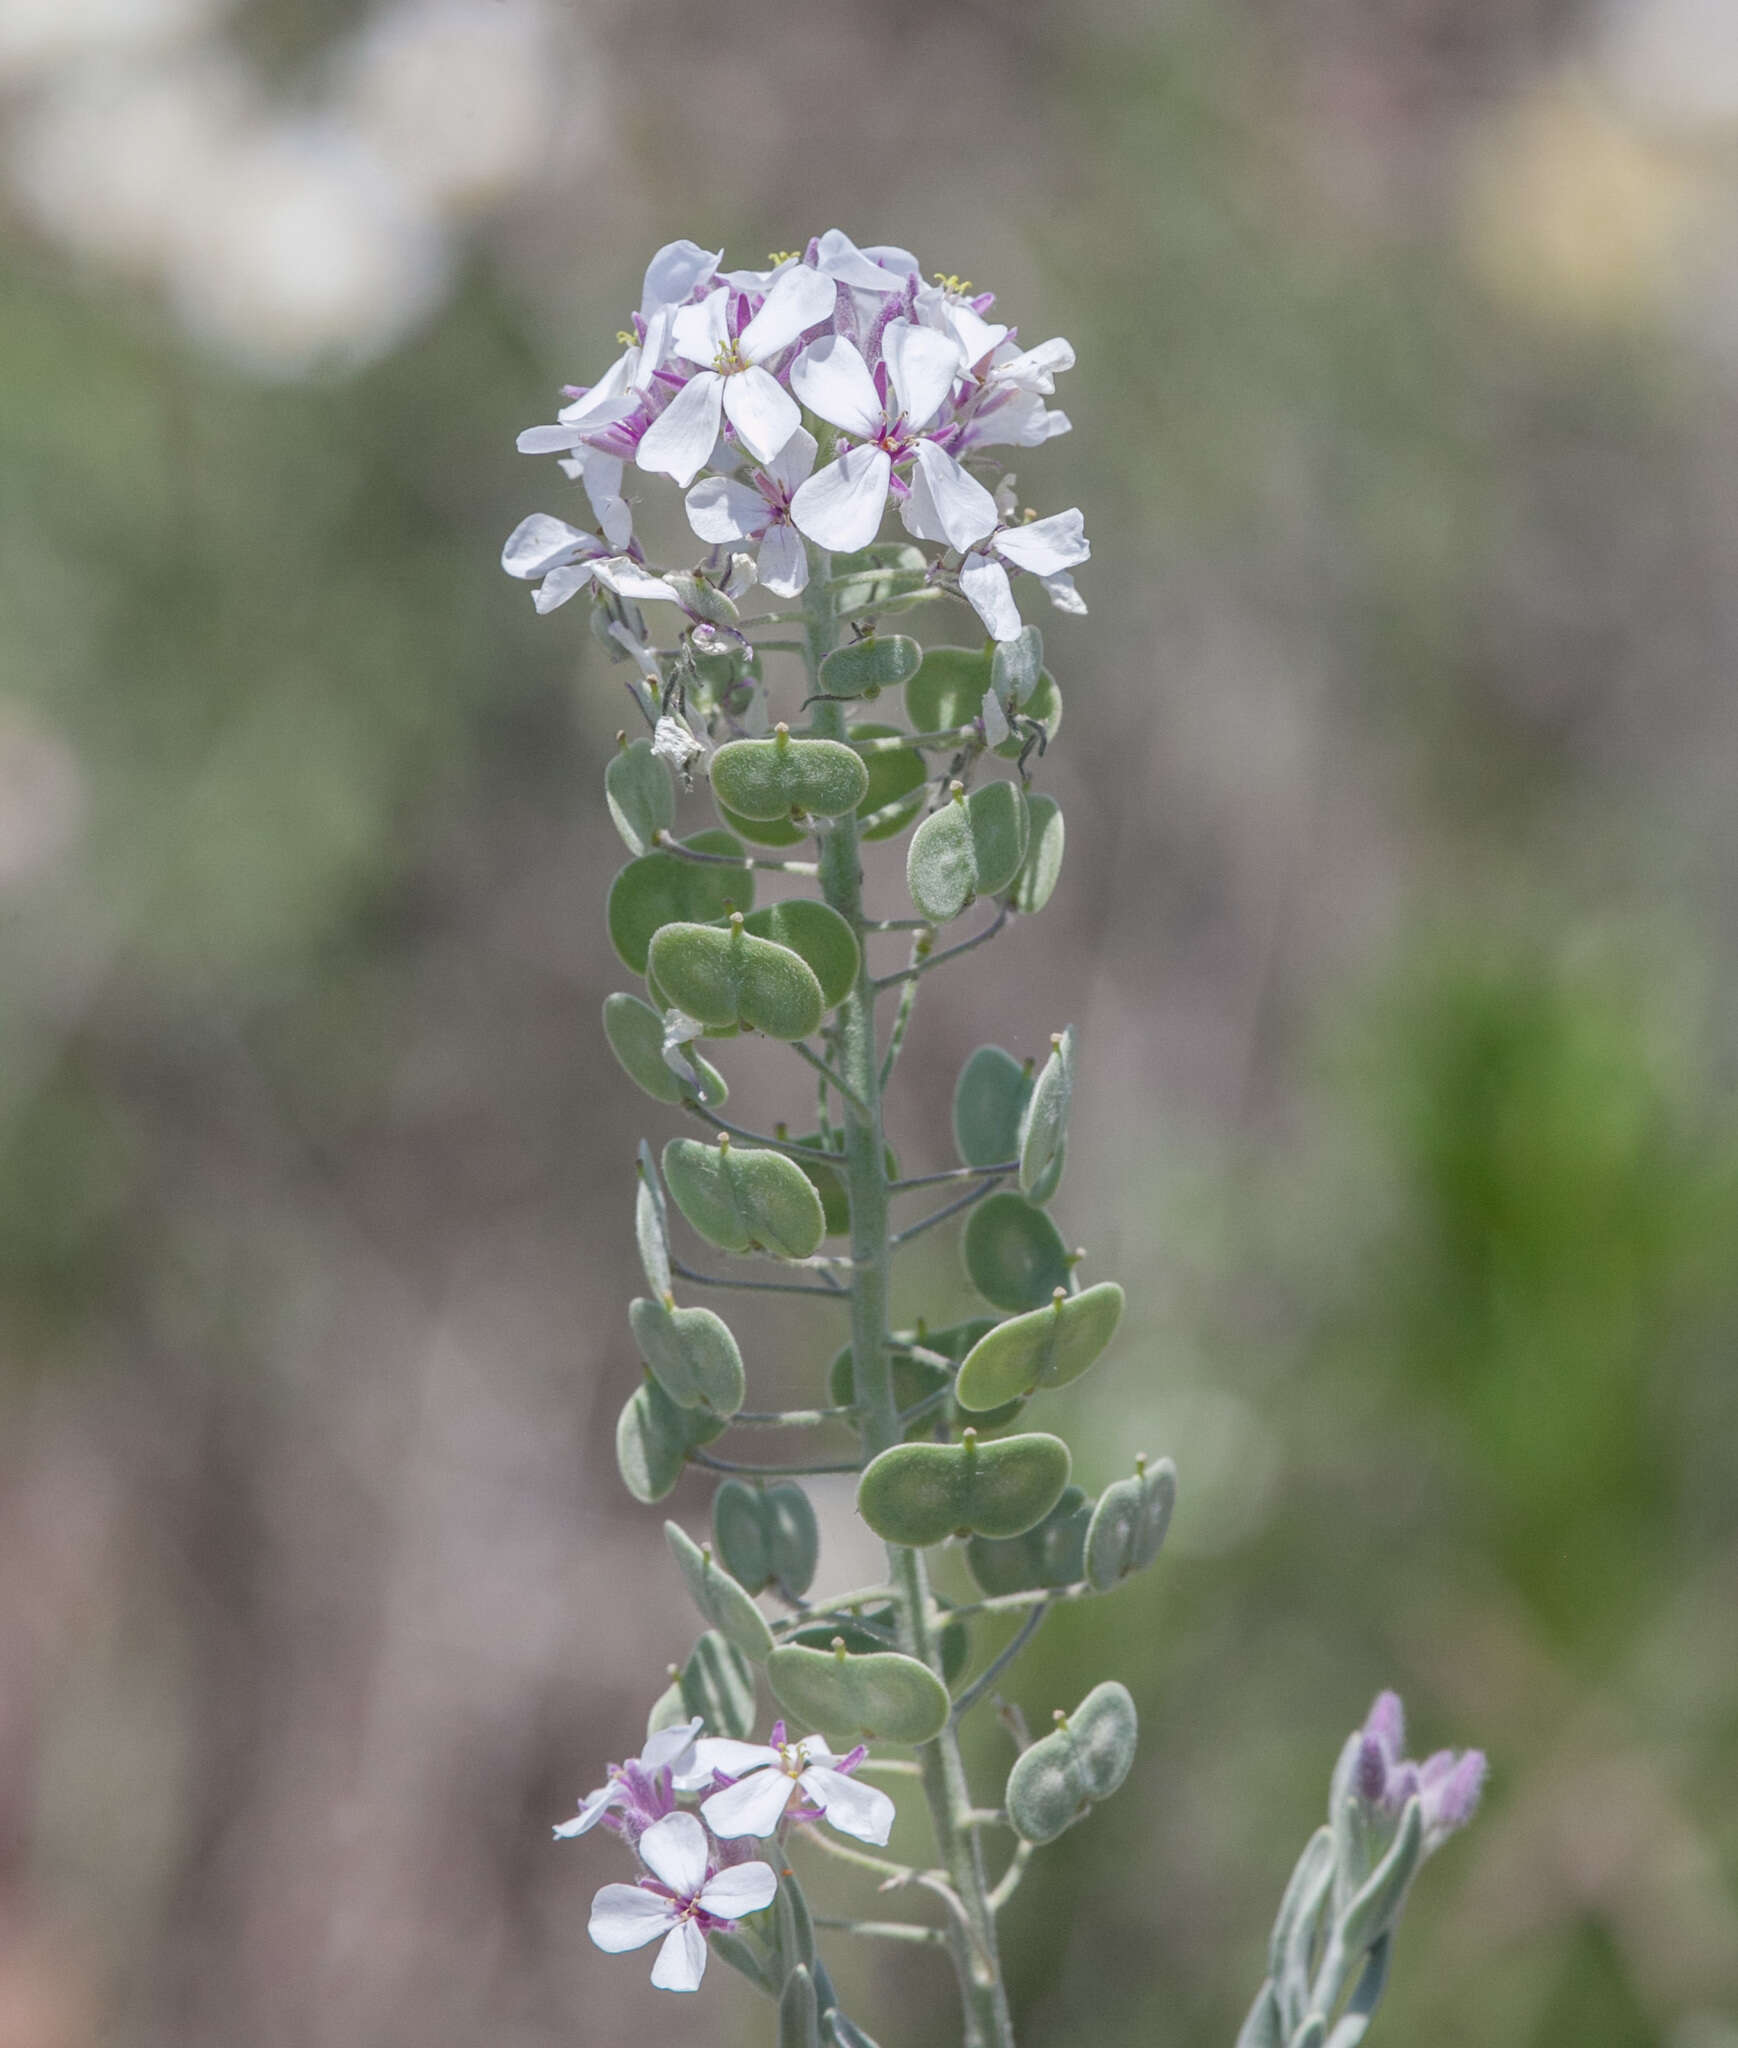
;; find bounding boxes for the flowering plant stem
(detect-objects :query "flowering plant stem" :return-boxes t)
[803,556,1017,2048]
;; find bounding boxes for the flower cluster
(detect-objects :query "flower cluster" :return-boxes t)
[1352,1690,1486,1852]
[504,230,1088,644]
[559,1713,895,1994]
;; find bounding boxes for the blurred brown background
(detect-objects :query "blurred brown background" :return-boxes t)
[2,0,1737,2043]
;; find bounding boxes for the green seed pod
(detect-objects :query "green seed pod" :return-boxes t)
[953,1046,1032,1167]
[1010,793,1065,916]
[679,1629,759,1741]
[905,645,994,733]
[711,730,869,822]
[662,1138,827,1260]
[965,1483,1091,1596]
[906,781,1030,923]
[629,1296,746,1415]
[764,1642,950,1746]
[665,1520,776,1662]
[714,797,809,848]
[1084,1457,1177,1592]
[953,1282,1125,1412]
[778,1967,820,2048]
[852,723,927,841]
[829,542,928,611]
[855,1431,1071,1547]
[1028,1139,1066,1207]
[740,901,861,1010]
[605,736,676,856]
[648,920,826,1040]
[615,1375,728,1504]
[645,1678,688,1741]
[607,831,754,974]
[786,1134,900,1238]
[1005,1680,1139,1845]
[789,1603,969,1686]
[662,570,738,627]
[962,1192,1072,1312]
[817,634,922,699]
[990,626,1044,710]
[635,1140,673,1300]
[828,1321,1025,1438]
[712,1479,819,1600]
[603,992,728,1107]
[1019,1027,1074,1196]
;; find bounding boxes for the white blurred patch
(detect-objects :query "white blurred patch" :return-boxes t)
[0,0,230,85]
[1599,0,1738,130]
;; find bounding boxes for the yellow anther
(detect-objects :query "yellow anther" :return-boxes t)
[768,250,799,265]
[616,329,636,346]
[933,273,974,296]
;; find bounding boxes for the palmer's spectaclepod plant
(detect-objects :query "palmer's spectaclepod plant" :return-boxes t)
[505,232,1485,2048]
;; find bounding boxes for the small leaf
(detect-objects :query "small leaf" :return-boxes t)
[630,1297,746,1415]
[1005,1680,1138,1845]
[962,1192,1072,1312]
[965,1484,1090,1596]
[852,722,927,841]
[741,901,861,1010]
[712,732,869,822]
[953,1046,1031,1168]
[665,1521,776,1662]
[1010,794,1064,915]
[711,1931,779,1998]
[1019,1027,1074,1196]
[764,1643,950,1745]
[604,992,728,1106]
[1084,1458,1178,1591]
[1291,2020,1326,2048]
[607,831,754,974]
[615,1377,727,1503]
[779,1966,820,2048]
[824,2015,883,2048]
[635,1140,672,1300]
[1337,1797,1423,1955]
[856,1432,1072,1547]
[953,1282,1125,1412]
[648,922,825,1040]
[663,1138,828,1259]
[1236,1983,1285,2048]
[605,736,676,856]
[818,634,922,699]
[679,1629,759,1740]
[775,1868,815,1976]
[712,1479,819,1600]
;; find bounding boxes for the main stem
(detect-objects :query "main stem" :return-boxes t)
[803,566,1016,2048]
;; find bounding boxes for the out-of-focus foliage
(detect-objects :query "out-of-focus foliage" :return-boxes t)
[2,0,1737,2045]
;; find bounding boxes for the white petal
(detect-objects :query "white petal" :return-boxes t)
[723,365,800,465]
[640,1715,706,1776]
[756,522,808,598]
[685,476,769,545]
[702,1766,799,1839]
[641,238,722,318]
[765,424,818,492]
[991,337,1075,394]
[789,445,892,552]
[1042,569,1087,615]
[671,290,730,369]
[814,229,909,292]
[906,441,998,552]
[532,561,599,613]
[789,336,883,438]
[589,1883,677,1953]
[968,393,1071,449]
[697,1858,779,1919]
[582,454,633,550]
[593,557,682,605]
[882,320,962,433]
[501,512,594,578]
[800,1767,895,1848]
[950,305,1009,367]
[993,509,1090,577]
[650,1919,708,1992]
[958,551,1022,642]
[516,423,582,455]
[690,1739,781,1778]
[637,1811,711,1896]
[553,1782,621,1838]
[740,266,837,361]
[637,374,724,487]
[860,242,921,278]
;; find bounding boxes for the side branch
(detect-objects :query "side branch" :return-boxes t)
[872,905,1011,989]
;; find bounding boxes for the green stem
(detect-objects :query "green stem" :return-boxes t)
[803,561,1016,2048]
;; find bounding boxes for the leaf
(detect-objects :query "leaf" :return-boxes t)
[635,1140,672,1299]
[965,1484,1090,1595]
[1010,793,1065,915]
[603,992,728,1106]
[615,1377,727,1503]
[665,1521,776,1661]
[962,1192,1072,1312]
[779,1966,820,2048]
[607,831,754,973]
[679,1629,759,1740]
[851,722,927,841]
[952,1046,1031,1168]
[605,736,675,855]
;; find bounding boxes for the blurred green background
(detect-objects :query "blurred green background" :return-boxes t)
[2,1,1736,2044]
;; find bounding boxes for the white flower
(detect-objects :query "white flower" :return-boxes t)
[652,712,707,780]
[500,514,682,613]
[637,266,838,486]
[587,1811,777,1994]
[787,320,964,553]
[555,1716,704,1839]
[684,426,817,599]
[899,446,1089,642]
[694,1733,895,1847]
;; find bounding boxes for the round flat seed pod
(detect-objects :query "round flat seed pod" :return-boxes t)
[629,1296,745,1415]
[990,626,1044,710]
[648,921,825,1040]
[603,992,728,1107]
[616,1376,728,1504]
[905,645,994,733]
[1010,794,1065,915]
[714,796,808,847]
[962,1192,1072,1312]
[635,1141,673,1299]
[1005,1681,1138,1844]
[906,782,1029,922]
[953,1046,1032,1167]
[953,1282,1125,1412]
[678,1629,759,1741]
[665,1521,775,1661]
[818,633,922,699]
[764,1643,949,1745]
[662,1138,827,1260]
[851,723,927,842]
[605,736,675,856]
[855,1432,1071,1547]
[740,901,861,1010]
[711,732,869,822]
[1019,1027,1074,1196]
[965,1483,1091,1596]
[967,781,1029,897]
[607,831,754,974]
[785,1134,896,1237]
[712,1479,819,1600]
[1085,1457,1177,1592]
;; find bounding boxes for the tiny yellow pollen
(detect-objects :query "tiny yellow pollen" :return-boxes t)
[768,250,799,265]
[616,330,636,346]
